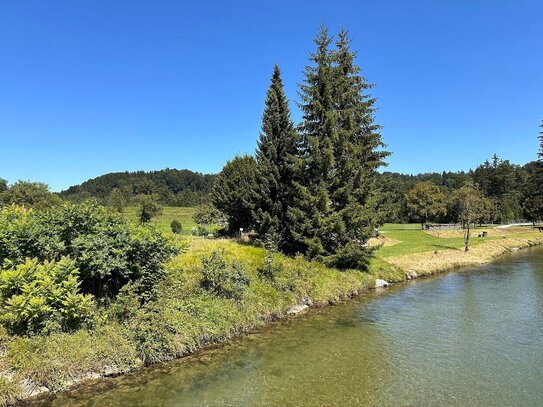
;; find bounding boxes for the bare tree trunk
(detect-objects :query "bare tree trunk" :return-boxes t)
[464,222,470,252]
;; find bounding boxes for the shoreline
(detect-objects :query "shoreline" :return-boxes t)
[10,232,543,406]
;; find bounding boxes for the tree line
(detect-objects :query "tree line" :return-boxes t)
[378,152,543,226]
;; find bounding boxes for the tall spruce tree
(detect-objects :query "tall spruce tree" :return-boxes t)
[288,26,389,269]
[326,28,390,268]
[287,26,336,259]
[253,65,298,250]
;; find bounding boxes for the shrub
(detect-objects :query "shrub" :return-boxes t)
[200,251,250,301]
[0,202,179,299]
[257,250,283,281]
[194,203,225,225]
[170,219,183,234]
[324,242,372,271]
[0,258,95,336]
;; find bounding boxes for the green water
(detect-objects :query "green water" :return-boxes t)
[29,248,543,406]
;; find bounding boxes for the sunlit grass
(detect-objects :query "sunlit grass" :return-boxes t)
[124,206,198,235]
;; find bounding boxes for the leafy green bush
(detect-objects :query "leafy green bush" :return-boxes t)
[200,251,250,300]
[194,203,224,225]
[0,202,179,299]
[170,219,183,234]
[0,258,95,335]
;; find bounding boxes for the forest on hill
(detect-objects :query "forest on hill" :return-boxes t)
[60,168,216,206]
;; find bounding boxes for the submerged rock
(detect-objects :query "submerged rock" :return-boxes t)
[405,270,419,280]
[375,279,390,288]
[287,304,309,315]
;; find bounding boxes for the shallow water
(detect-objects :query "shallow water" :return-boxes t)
[29,248,543,407]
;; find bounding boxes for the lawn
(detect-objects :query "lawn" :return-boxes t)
[121,208,531,259]
[377,223,498,257]
[124,206,199,235]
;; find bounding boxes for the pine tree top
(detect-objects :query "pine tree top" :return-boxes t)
[539,120,543,159]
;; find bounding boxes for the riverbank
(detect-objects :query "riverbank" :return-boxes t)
[3,226,543,406]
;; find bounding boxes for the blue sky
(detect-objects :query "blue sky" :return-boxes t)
[1,1,542,191]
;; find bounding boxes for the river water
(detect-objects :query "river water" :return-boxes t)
[29,248,543,406]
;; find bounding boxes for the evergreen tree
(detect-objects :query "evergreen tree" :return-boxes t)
[287,26,336,259]
[326,28,390,268]
[288,26,389,269]
[253,65,299,250]
[524,121,543,221]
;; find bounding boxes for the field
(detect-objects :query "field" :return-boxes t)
[377,224,496,257]
[124,206,199,235]
[123,207,539,257]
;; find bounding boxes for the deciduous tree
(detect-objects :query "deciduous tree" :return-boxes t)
[109,188,125,213]
[212,155,257,234]
[406,181,447,228]
[450,182,487,252]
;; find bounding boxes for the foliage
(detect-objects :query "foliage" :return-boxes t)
[0,202,179,298]
[539,120,543,160]
[252,65,299,250]
[200,251,250,301]
[108,188,125,213]
[0,258,95,335]
[211,155,257,234]
[286,26,389,269]
[170,219,183,234]
[0,181,62,210]
[61,168,216,206]
[406,181,447,226]
[194,203,224,225]
[449,182,489,251]
[135,194,162,224]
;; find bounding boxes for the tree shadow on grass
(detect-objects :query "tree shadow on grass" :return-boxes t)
[431,244,462,251]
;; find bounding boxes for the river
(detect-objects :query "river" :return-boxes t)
[27,247,543,406]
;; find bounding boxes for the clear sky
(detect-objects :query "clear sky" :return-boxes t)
[1,1,542,191]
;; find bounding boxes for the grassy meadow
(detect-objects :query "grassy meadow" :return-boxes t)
[123,206,199,235]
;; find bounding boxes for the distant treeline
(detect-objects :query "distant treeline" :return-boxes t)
[1,153,540,222]
[60,168,216,206]
[377,154,541,224]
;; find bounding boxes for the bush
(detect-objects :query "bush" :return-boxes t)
[200,251,250,301]
[170,219,183,234]
[0,258,95,336]
[257,251,283,281]
[324,242,371,271]
[194,203,225,225]
[0,202,179,299]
